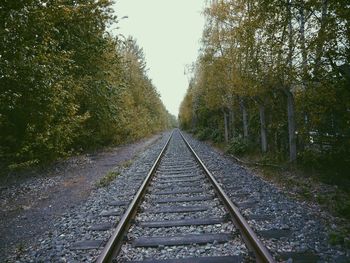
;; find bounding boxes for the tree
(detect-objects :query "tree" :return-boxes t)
[180,0,350,177]
[0,0,173,169]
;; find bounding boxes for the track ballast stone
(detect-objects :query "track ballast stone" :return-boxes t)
[7,130,349,262]
[116,131,250,262]
[182,132,349,262]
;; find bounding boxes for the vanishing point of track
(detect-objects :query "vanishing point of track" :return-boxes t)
[96,129,275,263]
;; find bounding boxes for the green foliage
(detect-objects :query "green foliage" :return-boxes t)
[336,199,350,220]
[210,129,223,143]
[226,137,248,156]
[298,149,324,171]
[195,128,212,141]
[329,227,350,249]
[95,171,120,188]
[299,147,350,188]
[195,127,223,143]
[0,1,173,169]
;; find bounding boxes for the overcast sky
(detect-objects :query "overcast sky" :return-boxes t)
[112,1,205,116]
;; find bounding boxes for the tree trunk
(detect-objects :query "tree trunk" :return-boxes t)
[191,103,197,130]
[287,0,293,70]
[285,0,297,162]
[299,0,307,79]
[299,0,308,152]
[314,0,328,76]
[258,104,268,153]
[223,110,229,143]
[286,90,297,162]
[239,98,249,141]
[229,108,235,139]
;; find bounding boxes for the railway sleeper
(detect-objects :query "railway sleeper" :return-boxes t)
[138,217,227,228]
[127,255,243,263]
[132,233,233,247]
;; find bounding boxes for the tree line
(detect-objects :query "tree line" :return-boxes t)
[179,0,349,181]
[0,0,175,169]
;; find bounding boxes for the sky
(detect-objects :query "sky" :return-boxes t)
[112,1,206,116]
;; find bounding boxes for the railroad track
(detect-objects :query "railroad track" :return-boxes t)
[94,129,274,262]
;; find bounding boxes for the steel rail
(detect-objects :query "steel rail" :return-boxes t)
[96,130,174,263]
[179,131,275,263]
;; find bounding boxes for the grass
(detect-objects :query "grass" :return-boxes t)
[95,171,120,188]
[94,158,134,188]
[121,159,133,168]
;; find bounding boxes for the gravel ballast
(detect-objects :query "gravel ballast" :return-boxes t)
[116,130,249,262]
[182,132,349,262]
[3,130,349,262]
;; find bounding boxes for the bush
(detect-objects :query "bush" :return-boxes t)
[195,128,212,141]
[298,148,324,170]
[195,128,223,143]
[226,137,248,156]
[336,199,350,219]
[211,129,223,143]
[299,147,350,187]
